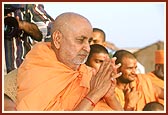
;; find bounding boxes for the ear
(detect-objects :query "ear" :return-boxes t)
[103,42,106,47]
[52,31,62,49]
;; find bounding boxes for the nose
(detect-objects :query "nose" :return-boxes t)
[83,42,90,53]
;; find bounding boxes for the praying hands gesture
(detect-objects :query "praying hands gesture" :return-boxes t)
[75,57,122,111]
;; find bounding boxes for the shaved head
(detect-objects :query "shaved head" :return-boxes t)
[51,12,92,36]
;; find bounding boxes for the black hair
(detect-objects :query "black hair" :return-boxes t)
[86,44,108,65]
[113,50,136,65]
[143,101,164,111]
[93,28,106,42]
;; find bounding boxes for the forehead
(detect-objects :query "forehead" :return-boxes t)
[122,57,137,66]
[57,14,93,39]
[93,31,103,38]
[91,53,109,60]
[67,25,93,40]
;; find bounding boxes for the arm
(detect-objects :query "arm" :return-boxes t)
[103,65,123,111]
[17,18,43,41]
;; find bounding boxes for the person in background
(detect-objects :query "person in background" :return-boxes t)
[142,50,164,105]
[16,12,122,111]
[90,27,145,74]
[85,44,109,73]
[90,28,106,46]
[25,4,54,42]
[113,50,164,111]
[89,28,117,57]
[147,50,164,86]
[4,4,43,74]
[142,101,164,111]
[90,27,146,73]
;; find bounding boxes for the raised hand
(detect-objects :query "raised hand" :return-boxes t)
[124,85,141,110]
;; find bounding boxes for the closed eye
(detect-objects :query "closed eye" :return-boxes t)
[76,36,88,43]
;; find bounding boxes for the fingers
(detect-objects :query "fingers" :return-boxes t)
[97,58,110,74]
[112,72,122,79]
[124,84,130,94]
[115,63,121,69]
[98,59,112,81]
[91,58,112,90]
[110,57,122,79]
[111,57,117,63]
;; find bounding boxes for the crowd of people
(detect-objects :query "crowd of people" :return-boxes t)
[3,4,165,112]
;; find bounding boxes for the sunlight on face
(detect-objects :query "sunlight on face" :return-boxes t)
[119,57,137,83]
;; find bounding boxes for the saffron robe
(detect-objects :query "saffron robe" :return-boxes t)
[115,74,159,111]
[16,42,113,111]
[145,72,164,105]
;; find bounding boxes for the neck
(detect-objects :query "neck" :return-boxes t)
[152,71,164,80]
[69,64,80,71]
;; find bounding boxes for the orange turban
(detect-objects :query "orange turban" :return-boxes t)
[155,50,164,64]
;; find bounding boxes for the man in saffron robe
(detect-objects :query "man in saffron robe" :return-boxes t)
[113,50,164,111]
[143,50,164,105]
[147,50,164,88]
[16,12,122,111]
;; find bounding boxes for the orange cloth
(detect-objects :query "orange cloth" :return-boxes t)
[155,50,164,64]
[16,42,93,110]
[147,72,164,88]
[146,72,164,105]
[115,74,158,111]
[16,42,113,111]
[93,99,113,111]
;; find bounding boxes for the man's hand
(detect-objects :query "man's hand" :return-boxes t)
[75,57,121,111]
[124,85,141,110]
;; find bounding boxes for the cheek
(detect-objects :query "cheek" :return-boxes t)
[61,45,78,58]
[90,62,99,70]
[120,69,128,77]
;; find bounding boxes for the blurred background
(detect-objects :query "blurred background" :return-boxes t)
[43,2,165,49]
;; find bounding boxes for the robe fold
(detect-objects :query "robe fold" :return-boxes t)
[16,42,113,111]
[17,42,92,111]
[144,72,164,105]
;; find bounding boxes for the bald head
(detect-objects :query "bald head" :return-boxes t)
[51,12,92,36]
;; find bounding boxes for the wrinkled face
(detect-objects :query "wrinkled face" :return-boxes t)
[89,31,105,45]
[88,53,109,72]
[60,31,91,65]
[53,19,93,70]
[118,57,137,83]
